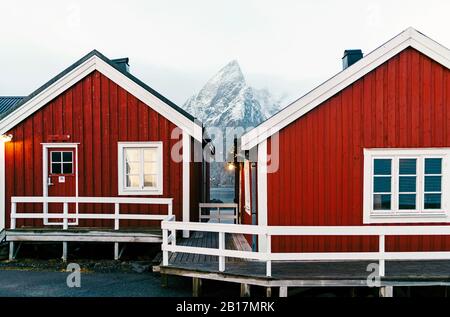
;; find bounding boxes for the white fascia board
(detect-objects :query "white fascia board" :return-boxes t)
[0,56,202,142]
[241,27,450,150]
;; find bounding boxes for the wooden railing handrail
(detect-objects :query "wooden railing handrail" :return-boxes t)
[161,219,450,278]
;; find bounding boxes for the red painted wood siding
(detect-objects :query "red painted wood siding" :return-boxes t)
[5,70,197,228]
[267,48,450,252]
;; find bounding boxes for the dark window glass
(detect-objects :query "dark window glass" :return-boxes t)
[63,152,73,163]
[51,163,61,174]
[374,159,391,175]
[62,163,73,174]
[425,176,442,192]
[399,159,416,175]
[399,194,416,210]
[373,194,391,210]
[374,177,391,193]
[51,152,61,163]
[399,176,416,192]
[424,194,441,209]
[425,158,442,174]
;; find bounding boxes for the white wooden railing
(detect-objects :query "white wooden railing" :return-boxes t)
[10,196,174,230]
[198,203,239,224]
[161,219,450,277]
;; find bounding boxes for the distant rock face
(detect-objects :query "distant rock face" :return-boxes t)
[183,60,283,187]
[183,60,281,131]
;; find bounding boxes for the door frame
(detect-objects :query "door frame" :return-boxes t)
[42,143,79,226]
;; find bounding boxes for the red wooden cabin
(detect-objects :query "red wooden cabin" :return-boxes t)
[0,51,207,240]
[240,27,450,253]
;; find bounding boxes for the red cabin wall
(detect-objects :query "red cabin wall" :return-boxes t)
[4,70,198,228]
[267,47,450,252]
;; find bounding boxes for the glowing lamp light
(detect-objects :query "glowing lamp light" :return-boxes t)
[0,134,13,143]
[226,162,236,171]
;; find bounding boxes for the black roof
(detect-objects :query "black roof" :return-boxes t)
[0,50,197,123]
[0,96,25,118]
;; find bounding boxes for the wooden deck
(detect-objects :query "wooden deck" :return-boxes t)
[6,227,162,243]
[160,231,450,295]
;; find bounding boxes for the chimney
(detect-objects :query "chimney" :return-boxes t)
[342,49,363,70]
[112,58,130,73]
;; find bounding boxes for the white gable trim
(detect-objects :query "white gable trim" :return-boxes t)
[241,28,450,150]
[0,55,203,142]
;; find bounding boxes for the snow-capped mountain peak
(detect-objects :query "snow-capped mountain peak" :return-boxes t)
[183,60,282,130]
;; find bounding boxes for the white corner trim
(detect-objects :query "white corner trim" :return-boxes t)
[182,130,191,238]
[0,141,5,231]
[117,142,164,196]
[241,27,450,150]
[244,160,251,215]
[0,55,202,142]
[363,147,450,224]
[257,140,268,251]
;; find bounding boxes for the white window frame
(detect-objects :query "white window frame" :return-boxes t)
[363,148,450,224]
[118,142,163,196]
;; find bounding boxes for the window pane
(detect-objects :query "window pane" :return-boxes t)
[144,162,157,174]
[373,194,391,210]
[51,152,62,163]
[126,162,140,174]
[424,194,441,209]
[374,159,391,175]
[425,176,442,192]
[399,159,416,175]
[425,158,442,174]
[125,149,140,162]
[399,176,416,192]
[144,149,157,162]
[374,176,391,193]
[144,175,157,187]
[51,163,61,174]
[62,163,73,174]
[126,175,140,188]
[62,152,73,163]
[399,194,416,210]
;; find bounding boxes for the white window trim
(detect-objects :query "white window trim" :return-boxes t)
[363,148,450,224]
[118,142,163,196]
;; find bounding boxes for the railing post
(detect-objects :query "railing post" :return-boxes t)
[217,207,220,224]
[219,231,225,272]
[379,234,385,277]
[168,201,173,216]
[63,202,68,230]
[10,202,16,230]
[266,234,272,277]
[162,227,169,266]
[114,203,120,230]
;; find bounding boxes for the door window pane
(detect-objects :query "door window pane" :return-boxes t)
[51,163,61,174]
[62,163,73,174]
[62,152,73,163]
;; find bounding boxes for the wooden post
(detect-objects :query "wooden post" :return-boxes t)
[162,228,169,266]
[219,232,225,272]
[193,278,202,297]
[161,274,168,288]
[114,203,120,230]
[266,287,272,297]
[266,234,272,277]
[379,286,393,297]
[379,234,385,277]
[62,242,68,262]
[114,243,119,260]
[279,286,288,297]
[8,241,14,261]
[240,283,251,297]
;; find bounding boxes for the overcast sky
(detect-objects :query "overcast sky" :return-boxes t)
[1,0,449,105]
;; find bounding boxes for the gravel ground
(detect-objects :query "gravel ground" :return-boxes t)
[0,269,191,297]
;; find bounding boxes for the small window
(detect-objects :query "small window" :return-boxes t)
[118,142,163,195]
[364,149,449,224]
[50,151,73,175]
